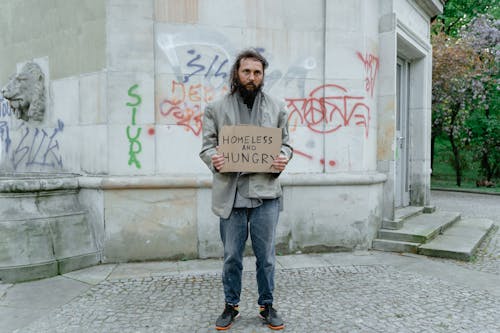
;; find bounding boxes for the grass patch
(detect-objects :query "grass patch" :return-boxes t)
[431,136,499,193]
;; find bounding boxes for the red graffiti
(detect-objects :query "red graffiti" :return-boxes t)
[159,80,228,136]
[356,51,379,98]
[294,149,337,167]
[286,84,370,138]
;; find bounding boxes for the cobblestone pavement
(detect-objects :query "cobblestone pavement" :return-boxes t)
[5,191,500,333]
[16,264,500,333]
[431,190,500,275]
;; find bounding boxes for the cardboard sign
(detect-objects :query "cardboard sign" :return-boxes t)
[218,125,282,173]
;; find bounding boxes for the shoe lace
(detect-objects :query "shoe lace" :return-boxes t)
[223,303,237,315]
[267,305,277,317]
[262,304,276,317]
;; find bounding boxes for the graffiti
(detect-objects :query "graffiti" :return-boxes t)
[294,148,337,167]
[159,80,228,136]
[0,121,11,160]
[286,84,371,138]
[156,27,316,96]
[11,119,64,170]
[156,29,376,169]
[182,49,229,84]
[1,96,63,170]
[0,97,12,161]
[356,51,379,98]
[157,29,237,86]
[1,96,12,118]
[126,84,142,169]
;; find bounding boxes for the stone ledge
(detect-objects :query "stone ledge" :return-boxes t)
[0,260,58,283]
[78,172,387,189]
[0,173,79,193]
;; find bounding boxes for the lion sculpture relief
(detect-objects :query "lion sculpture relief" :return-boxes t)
[1,62,46,122]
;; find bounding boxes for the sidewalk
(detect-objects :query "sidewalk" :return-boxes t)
[1,191,499,333]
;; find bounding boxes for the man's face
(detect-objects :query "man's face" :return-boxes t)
[237,57,264,91]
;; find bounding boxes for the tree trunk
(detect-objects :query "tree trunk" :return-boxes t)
[482,108,492,181]
[449,133,462,187]
[481,152,492,181]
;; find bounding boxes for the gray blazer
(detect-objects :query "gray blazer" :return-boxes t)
[199,91,293,218]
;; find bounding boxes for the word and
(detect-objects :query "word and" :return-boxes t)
[11,120,64,170]
[126,84,143,169]
[286,84,371,138]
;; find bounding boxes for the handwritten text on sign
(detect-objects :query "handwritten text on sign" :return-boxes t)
[218,125,281,173]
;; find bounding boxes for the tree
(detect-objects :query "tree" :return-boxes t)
[431,1,499,186]
[432,31,479,186]
[432,0,499,37]
[462,15,500,181]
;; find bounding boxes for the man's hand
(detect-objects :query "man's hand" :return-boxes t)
[272,155,289,172]
[211,146,225,171]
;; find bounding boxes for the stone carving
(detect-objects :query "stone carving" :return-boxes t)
[1,62,46,122]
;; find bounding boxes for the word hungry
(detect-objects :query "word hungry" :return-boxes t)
[222,152,275,164]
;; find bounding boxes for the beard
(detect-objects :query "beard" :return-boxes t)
[236,80,262,109]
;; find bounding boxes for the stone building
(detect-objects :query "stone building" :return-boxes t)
[0,0,443,281]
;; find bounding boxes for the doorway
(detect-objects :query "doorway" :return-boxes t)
[395,58,410,207]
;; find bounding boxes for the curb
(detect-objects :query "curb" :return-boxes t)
[431,187,500,196]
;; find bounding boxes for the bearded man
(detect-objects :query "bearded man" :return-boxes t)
[200,49,293,331]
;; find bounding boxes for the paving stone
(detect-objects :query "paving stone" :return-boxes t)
[16,265,500,333]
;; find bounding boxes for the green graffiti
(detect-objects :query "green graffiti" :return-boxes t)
[126,126,142,169]
[126,84,142,169]
[131,107,137,126]
[126,84,142,107]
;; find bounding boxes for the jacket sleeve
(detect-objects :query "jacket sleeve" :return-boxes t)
[199,104,219,173]
[278,103,293,160]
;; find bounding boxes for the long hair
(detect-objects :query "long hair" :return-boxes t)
[229,49,269,95]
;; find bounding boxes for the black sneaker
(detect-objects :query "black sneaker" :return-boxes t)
[259,304,285,330]
[215,303,240,330]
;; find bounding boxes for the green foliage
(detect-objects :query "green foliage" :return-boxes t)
[432,0,500,36]
[432,2,500,186]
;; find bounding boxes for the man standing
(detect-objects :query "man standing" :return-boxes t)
[200,49,292,331]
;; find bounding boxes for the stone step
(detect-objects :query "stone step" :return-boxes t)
[395,206,425,220]
[378,211,461,243]
[383,206,425,229]
[418,218,495,261]
[372,239,420,253]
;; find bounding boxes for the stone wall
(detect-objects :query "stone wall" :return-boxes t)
[0,0,106,81]
[0,0,441,264]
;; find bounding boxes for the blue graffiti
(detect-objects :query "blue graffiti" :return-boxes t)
[0,97,12,118]
[0,121,11,154]
[11,119,64,170]
[183,49,229,83]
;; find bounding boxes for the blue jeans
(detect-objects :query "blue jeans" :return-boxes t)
[219,198,280,306]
